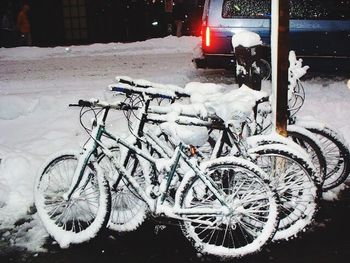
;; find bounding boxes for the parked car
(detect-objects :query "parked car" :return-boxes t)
[194,0,350,73]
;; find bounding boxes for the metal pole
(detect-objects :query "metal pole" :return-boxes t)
[271,0,289,136]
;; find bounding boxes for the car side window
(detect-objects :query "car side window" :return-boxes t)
[291,0,328,19]
[291,0,350,20]
[221,0,350,20]
[222,0,270,18]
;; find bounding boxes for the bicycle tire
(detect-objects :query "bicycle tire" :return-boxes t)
[304,125,350,191]
[34,151,111,248]
[247,128,326,189]
[249,144,318,241]
[179,157,279,258]
[97,147,148,232]
[287,125,327,188]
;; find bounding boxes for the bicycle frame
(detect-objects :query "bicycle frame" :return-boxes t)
[209,124,251,159]
[65,106,233,226]
[110,86,249,163]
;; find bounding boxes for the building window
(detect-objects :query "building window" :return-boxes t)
[63,0,87,41]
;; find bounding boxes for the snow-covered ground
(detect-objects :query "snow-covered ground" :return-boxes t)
[0,36,349,251]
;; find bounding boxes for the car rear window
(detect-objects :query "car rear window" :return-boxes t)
[222,0,350,20]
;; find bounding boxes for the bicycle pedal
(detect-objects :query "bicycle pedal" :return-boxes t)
[150,192,159,199]
[147,185,160,199]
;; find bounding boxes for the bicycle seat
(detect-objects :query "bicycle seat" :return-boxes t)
[188,84,268,124]
[160,119,209,147]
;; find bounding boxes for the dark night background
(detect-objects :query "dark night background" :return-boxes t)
[0,0,204,47]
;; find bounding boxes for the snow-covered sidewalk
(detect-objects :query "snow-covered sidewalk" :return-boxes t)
[0,36,349,251]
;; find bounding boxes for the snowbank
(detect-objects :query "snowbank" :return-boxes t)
[0,36,200,61]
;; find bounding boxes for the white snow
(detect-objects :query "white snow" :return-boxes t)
[0,36,200,61]
[322,184,348,201]
[231,31,262,48]
[160,120,209,146]
[0,36,349,251]
[185,83,268,123]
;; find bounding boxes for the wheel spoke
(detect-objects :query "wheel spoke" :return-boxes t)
[180,162,277,257]
[35,154,109,246]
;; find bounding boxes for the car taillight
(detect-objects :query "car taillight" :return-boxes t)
[205,26,211,47]
[202,25,211,50]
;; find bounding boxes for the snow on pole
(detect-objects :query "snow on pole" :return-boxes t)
[271,0,289,136]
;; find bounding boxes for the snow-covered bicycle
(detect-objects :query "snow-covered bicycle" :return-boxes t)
[287,74,350,191]
[34,99,279,258]
[244,50,350,192]
[254,75,350,192]
[108,81,318,241]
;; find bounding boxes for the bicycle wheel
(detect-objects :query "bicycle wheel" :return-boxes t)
[287,125,327,187]
[247,129,326,188]
[250,144,318,241]
[97,147,148,232]
[34,151,111,248]
[305,125,350,191]
[179,157,278,258]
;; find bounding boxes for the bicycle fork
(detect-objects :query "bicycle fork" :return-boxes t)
[63,126,104,201]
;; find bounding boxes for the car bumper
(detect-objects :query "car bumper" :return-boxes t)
[193,54,236,69]
[194,53,349,74]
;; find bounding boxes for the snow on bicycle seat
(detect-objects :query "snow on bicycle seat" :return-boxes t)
[114,75,187,97]
[185,83,268,124]
[184,82,227,102]
[159,110,209,147]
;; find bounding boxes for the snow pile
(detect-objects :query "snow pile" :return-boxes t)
[2,214,49,252]
[160,120,209,146]
[322,184,348,201]
[231,31,262,48]
[153,82,267,146]
[0,147,39,226]
[0,36,199,61]
[0,96,38,120]
[185,81,227,99]
[186,83,267,123]
[298,80,350,139]
[192,42,203,60]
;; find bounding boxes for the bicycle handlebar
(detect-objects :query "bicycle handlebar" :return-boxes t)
[109,85,176,101]
[69,99,139,110]
[112,77,191,99]
[117,77,151,88]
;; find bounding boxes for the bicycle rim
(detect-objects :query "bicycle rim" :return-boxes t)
[34,153,110,247]
[251,146,318,240]
[179,159,278,258]
[308,127,350,191]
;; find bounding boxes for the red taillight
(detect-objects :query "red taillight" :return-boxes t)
[205,26,211,47]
